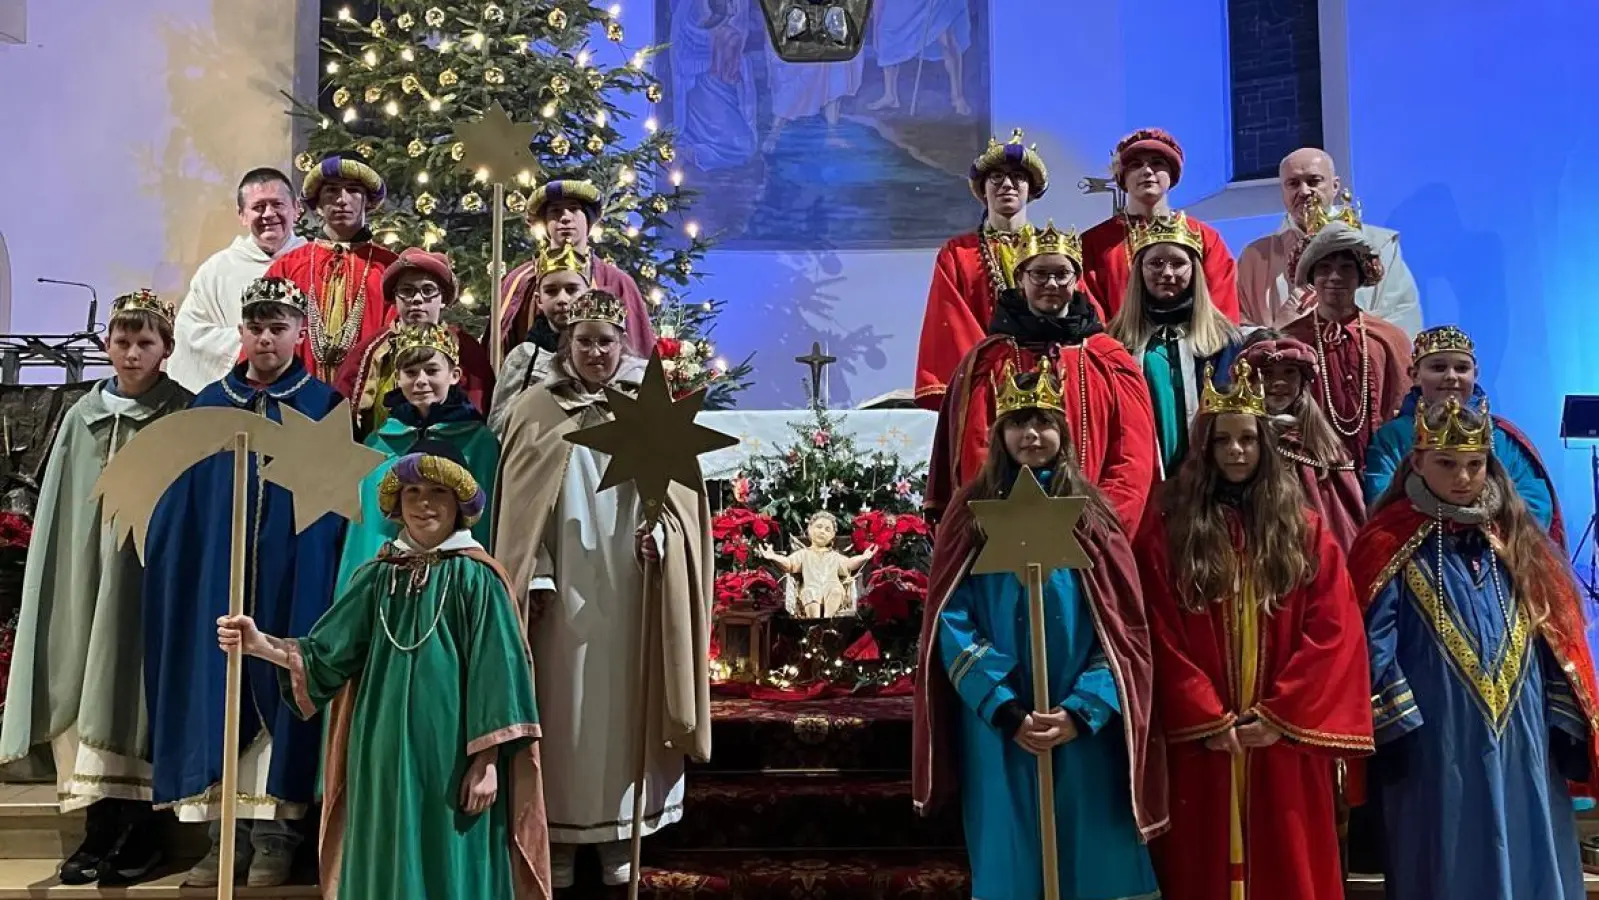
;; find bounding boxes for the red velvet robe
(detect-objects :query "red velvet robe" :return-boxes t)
[1283,311,1412,467]
[333,322,497,436]
[264,240,399,383]
[912,231,1106,410]
[1081,214,1240,324]
[911,480,1170,840]
[926,334,1155,534]
[496,256,655,358]
[1136,506,1373,900]
[1278,432,1366,552]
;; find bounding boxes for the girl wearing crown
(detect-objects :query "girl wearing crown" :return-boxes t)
[913,360,1166,900]
[489,243,590,433]
[1238,330,1365,550]
[1349,399,1599,900]
[493,290,712,889]
[1363,324,1560,536]
[927,220,1157,533]
[1135,362,1372,900]
[1108,211,1253,479]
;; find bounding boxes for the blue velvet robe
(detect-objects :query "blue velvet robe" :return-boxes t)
[142,360,346,811]
[1362,387,1554,529]
[1365,526,1589,900]
[939,567,1158,900]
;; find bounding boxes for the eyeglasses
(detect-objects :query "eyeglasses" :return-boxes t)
[395,285,444,302]
[1024,269,1075,286]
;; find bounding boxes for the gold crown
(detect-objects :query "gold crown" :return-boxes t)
[1018,220,1083,269]
[111,288,174,324]
[391,323,459,363]
[1413,325,1475,362]
[568,289,627,328]
[1127,212,1204,258]
[1200,359,1268,418]
[535,242,589,279]
[969,127,1050,199]
[993,356,1065,417]
[1300,189,1363,234]
[1414,396,1492,453]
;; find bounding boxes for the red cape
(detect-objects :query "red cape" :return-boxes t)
[264,241,399,383]
[911,481,1169,839]
[1280,436,1366,553]
[926,333,1155,534]
[496,256,656,358]
[333,322,497,434]
[1080,214,1239,324]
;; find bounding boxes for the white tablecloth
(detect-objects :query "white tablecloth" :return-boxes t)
[697,409,936,479]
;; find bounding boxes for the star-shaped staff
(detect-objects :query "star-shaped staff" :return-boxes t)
[964,465,1093,900]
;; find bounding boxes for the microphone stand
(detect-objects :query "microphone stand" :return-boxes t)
[0,281,109,384]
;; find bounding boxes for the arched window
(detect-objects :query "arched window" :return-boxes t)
[1228,0,1323,181]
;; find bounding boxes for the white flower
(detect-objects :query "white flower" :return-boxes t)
[678,340,697,359]
[662,360,679,377]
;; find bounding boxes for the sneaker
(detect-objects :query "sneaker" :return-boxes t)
[58,801,120,885]
[185,840,249,888]
[551,843,577,890]
[246,846,295,888]
[597,841,633,887]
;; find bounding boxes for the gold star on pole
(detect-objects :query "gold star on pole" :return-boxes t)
[564,351,739,526]
[452,102,541,184]
[967,466,1094,579]
[259,404,389,532]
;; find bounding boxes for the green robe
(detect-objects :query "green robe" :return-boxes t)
[333,406,501,595]
[0,376,192,805]
[282,534,541,899]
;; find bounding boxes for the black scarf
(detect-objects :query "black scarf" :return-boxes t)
[526,313,559,352]
[1214,475,1255,509]
[987,288,1103,346]
[1144,292,1195,329]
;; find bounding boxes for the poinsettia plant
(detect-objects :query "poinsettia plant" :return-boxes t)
[0,512,32,550]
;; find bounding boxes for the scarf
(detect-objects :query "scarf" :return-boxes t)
[526,313,559,351]
[382,385,484,435]
[987,288,1103,346]
[1144,293,1196,331]
[1404,472,1503,526]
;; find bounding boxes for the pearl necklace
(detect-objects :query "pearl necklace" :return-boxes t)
[1433,521,1514,675]
[1312,310,1373,438]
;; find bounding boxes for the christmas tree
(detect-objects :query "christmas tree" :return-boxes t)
[294,0,751,404]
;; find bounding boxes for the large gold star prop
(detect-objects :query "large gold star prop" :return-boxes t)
[564,351,739,526]
[258,404,388,531]
[967,466,1094,579]
[452,102,541,184]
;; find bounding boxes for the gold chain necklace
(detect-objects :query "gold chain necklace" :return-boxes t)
[305,243,374,372]
[379,554,451,653]
[1312,311,1372,438]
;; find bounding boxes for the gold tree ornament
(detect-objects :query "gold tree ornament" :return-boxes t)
[647,83,664,103]
[550,74,571,96]
[397,12,415,29]
[485,66,506,85]
[370,18,385,37]
[586,69,606,90]
[548,8,568,29]
[483,3,504,22]
[294,152,317,173]
[439,69,459,87]
[461,192,485,212]
[658,144,676,163]
[402,74,422,94]
[607,20,624,41]
[550,134,571,156]
[966,466,1092,579]
[586,134,605,153]
[332,86,352,108]
[424,6,446,26]
[415,192,438,215]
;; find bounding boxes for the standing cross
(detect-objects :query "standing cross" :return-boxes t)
[795,341,837,409]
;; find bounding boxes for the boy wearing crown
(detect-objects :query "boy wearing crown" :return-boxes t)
[1081,128,1240,324]
[915,131,1092,410]
[335,247,496,437]
[1282,222,1412,467]
[1363,324,1560,536]
[1350,397,1599,900]
[498,178,655,360]
[0,290,192,886]
[218,440,548,899]
[926,221,1156,533]
[1136,358,1371,900]
[141,276,346,887]
[336,321,500,592]
[264,150,399,382]
[490,243,590,432]
[913,358,1165,900]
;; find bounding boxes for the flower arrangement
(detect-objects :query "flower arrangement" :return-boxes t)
[655,327,730,400]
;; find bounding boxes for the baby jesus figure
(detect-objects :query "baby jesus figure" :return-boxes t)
[756,510,876,619]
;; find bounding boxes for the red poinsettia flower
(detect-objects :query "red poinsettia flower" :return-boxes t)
[860,566,928,623]
[657,337,682,358]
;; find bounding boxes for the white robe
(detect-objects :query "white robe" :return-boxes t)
[530,443,685,844]
[168,233,306,392]
[1237,217,1422,338]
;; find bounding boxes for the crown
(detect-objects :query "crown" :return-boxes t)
[1019,220,1083,269]
[569,289,627,328]
[535,242,589,279]
[1300,188,1363,235]
[1200,359,1268,418]
[1413,324,1475,362]
[241,276,310,316]
[111,288,174,324]
[1414,396,1493,453]
[1127,212,1204,258]
[969,127,1049,199]
[993,356,1065,418]
[391,323,459,363]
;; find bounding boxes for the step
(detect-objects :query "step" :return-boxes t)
[0,859,317,899]
[639,849,968,899]
[657,773,960,851]
[703,696,912,773]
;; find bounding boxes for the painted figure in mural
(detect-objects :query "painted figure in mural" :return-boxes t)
[762,30,864,153]
[1081,128,1239,324]
[756,510,876,618]
[168,169,307,393]
[1352,398,1598,900]
[1280,222,1412,468]
[670,0,757,171]
[1238,148,1422,337]
[867,0,972,115]
[263,151,399,383]
[913,131,1053,409]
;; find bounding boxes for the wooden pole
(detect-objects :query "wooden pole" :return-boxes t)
[490,181,506,374]
[217,431,250,898]
[1024,562,1061,900]
[627,536,659,900]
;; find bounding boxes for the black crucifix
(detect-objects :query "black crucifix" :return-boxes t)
[795,341,837,410]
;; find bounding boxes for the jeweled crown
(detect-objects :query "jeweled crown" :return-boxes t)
[1412,324,1475,362]
[241,276,310,316]
[391,323,459,363]
[993,356,1065,417]
[111,288,174,324]
[568,289,627,328]
[1300,189,1364,234]
[1413,396,1493,453]
[1200,359,1268,418]
[969,127,1050,199]
[1127,212,1204,258]
[1019,220,1083,269]
[535,242,589,279]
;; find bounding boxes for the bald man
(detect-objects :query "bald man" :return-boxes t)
[1237,148,1421,337]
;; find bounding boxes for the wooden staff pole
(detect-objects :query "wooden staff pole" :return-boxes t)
[627,510,661,900]
[490,181,506,374]
[1025,562,1061,900]
[217,431,250,898]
